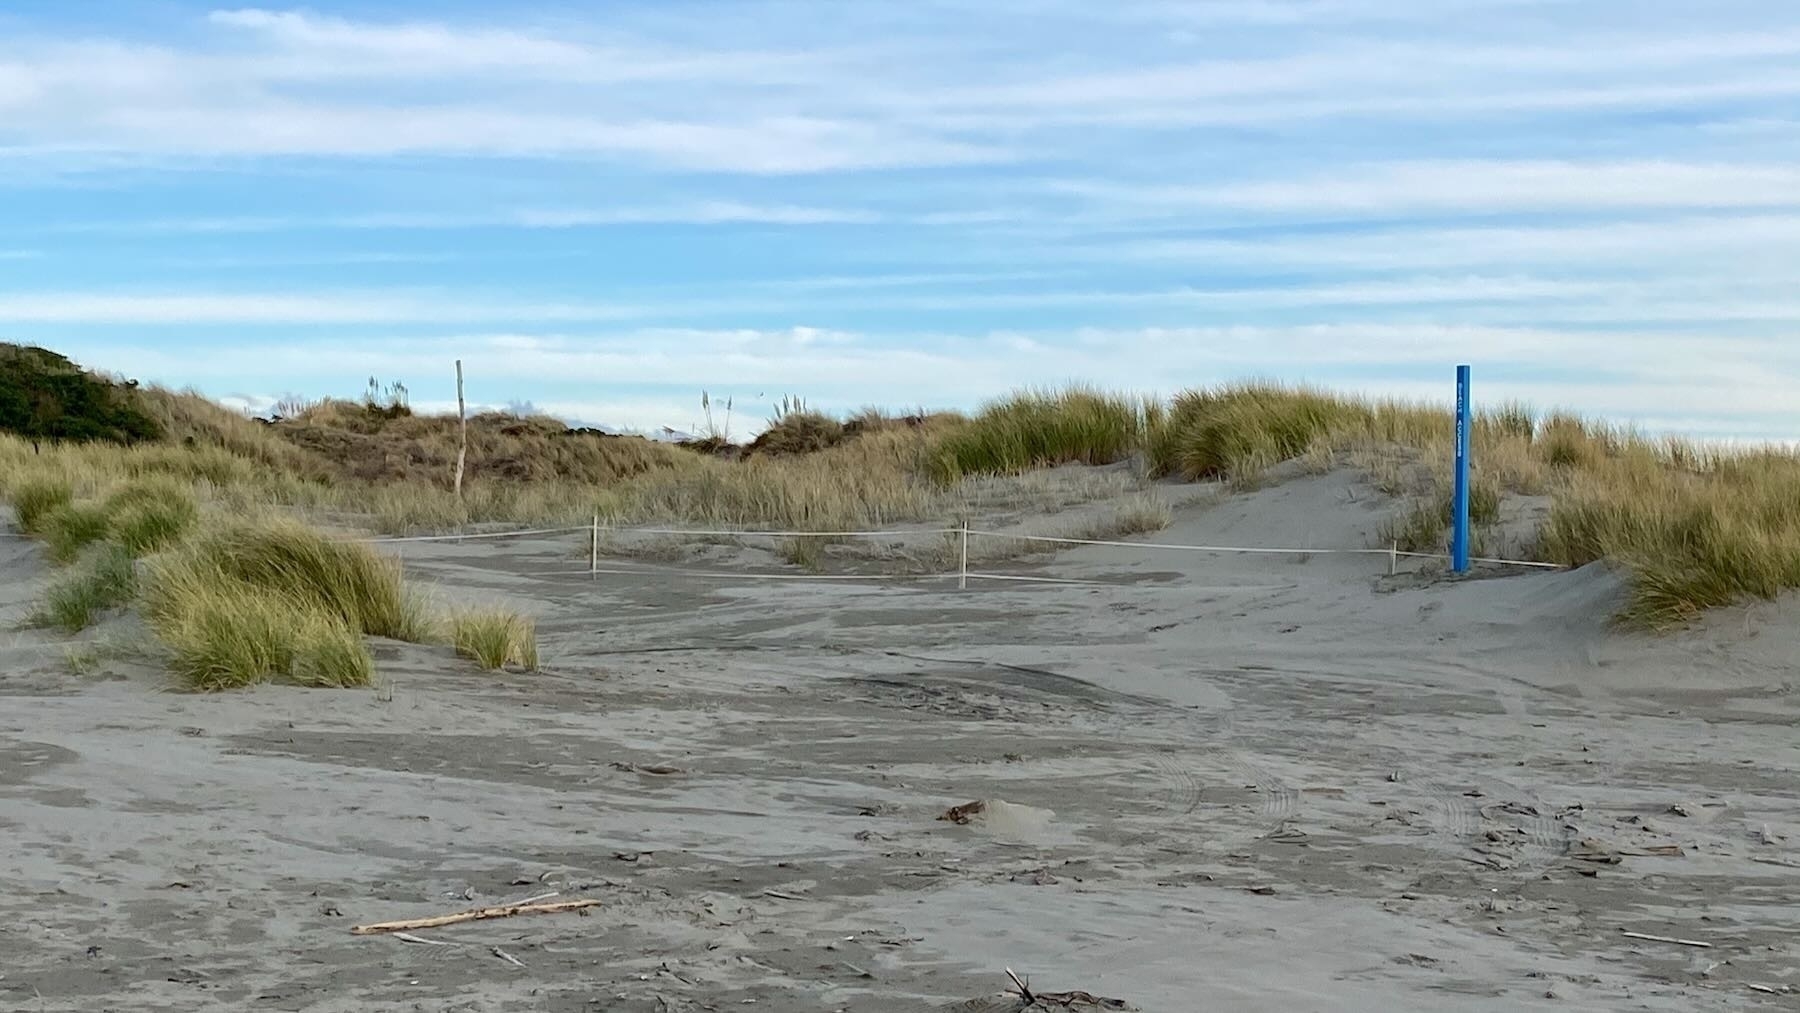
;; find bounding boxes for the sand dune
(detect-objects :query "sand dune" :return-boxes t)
[2,473,1796,1011]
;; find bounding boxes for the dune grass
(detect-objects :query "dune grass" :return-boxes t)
[11,474,73,533]
[148,578,374,690]
[26,543,139,633]
[41,502,115,563]
[750,404,846,456]
[8,471,203,562]
[102,476,200,555]
[166,518,436,641]
[930,388,1150,482]
[1538,449,1800,627]
[451,610,539,671]
[139,518,437,690]
[1149,383,1376,481]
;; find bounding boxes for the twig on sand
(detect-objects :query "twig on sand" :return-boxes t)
[351,898,602,935]
[390,932,452,946]
[491,946,525,968]
[1620,929,1712,948]
[761,889,808,901]
[1004,968,1035,1003]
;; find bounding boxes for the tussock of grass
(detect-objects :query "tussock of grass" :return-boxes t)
[103,477,199,555]
[1151,383,1373,481]
[930,388,1148,482]
[1538,452,1800,627]
[140,518,433,690]
[11,475,73,533]
[27,543,138,633]
[42,501,114,563]
[451,610,539,672]
[150,578,373,690]
[166,519,435,641]
[750,408,845,456]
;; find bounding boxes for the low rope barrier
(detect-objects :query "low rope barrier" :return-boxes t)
[965,528,1562,570]
[604,526,959,539]
[359,525,591,544]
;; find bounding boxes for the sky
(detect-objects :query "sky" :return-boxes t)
[2,1,1799,440]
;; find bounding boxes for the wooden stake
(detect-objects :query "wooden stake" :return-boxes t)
[959,520,969,591]
[453,359,468,502]
[591,513,600,579]
[350,897,601,935]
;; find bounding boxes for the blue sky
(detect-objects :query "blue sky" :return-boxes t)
[3,1,1799,439]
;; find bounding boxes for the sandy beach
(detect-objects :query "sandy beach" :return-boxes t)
[3,472,1797,1012]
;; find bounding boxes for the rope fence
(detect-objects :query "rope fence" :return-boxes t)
[346,514,1563,589]
[1,515,1562,586]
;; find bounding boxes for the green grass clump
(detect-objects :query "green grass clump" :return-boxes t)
[451,610,539,672]
[27,543,138,633]
[930,387,1148,482]
[42,502,114,563]
[172,518,435,642]
[150,578,373,690]
[11,475,73,533]
[103,477,199,555]
[139,516,432,690]
[1151,383,1374,481]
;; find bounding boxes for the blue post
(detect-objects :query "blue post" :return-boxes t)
[1451,364,1472,574]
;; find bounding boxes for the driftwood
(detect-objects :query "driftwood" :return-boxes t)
[1620,929,1711,948]
[351,897,601,935]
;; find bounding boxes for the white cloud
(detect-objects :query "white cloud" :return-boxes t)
[1063,161,1800,215]
[14,269,1800,328]
[0,292,644,324]
[58,203,890,233]
[1108,214,1800,273]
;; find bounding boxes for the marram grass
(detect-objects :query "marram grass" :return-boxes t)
[451,610,540,672]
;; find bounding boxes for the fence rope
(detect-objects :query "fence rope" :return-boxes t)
[604,526,960,539]
[358,525,592,544]
[963,528,1560,569]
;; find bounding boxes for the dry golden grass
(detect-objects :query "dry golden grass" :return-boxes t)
[451,610,540,672]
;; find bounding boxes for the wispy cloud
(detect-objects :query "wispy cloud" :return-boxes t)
[52,203,892,233]
[1061,161,1800,215]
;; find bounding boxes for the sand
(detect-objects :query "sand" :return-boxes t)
[2,471,1797,1011]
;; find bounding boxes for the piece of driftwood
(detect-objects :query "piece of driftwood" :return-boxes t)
[351,898,602,935]
[1620,929,1711,948]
